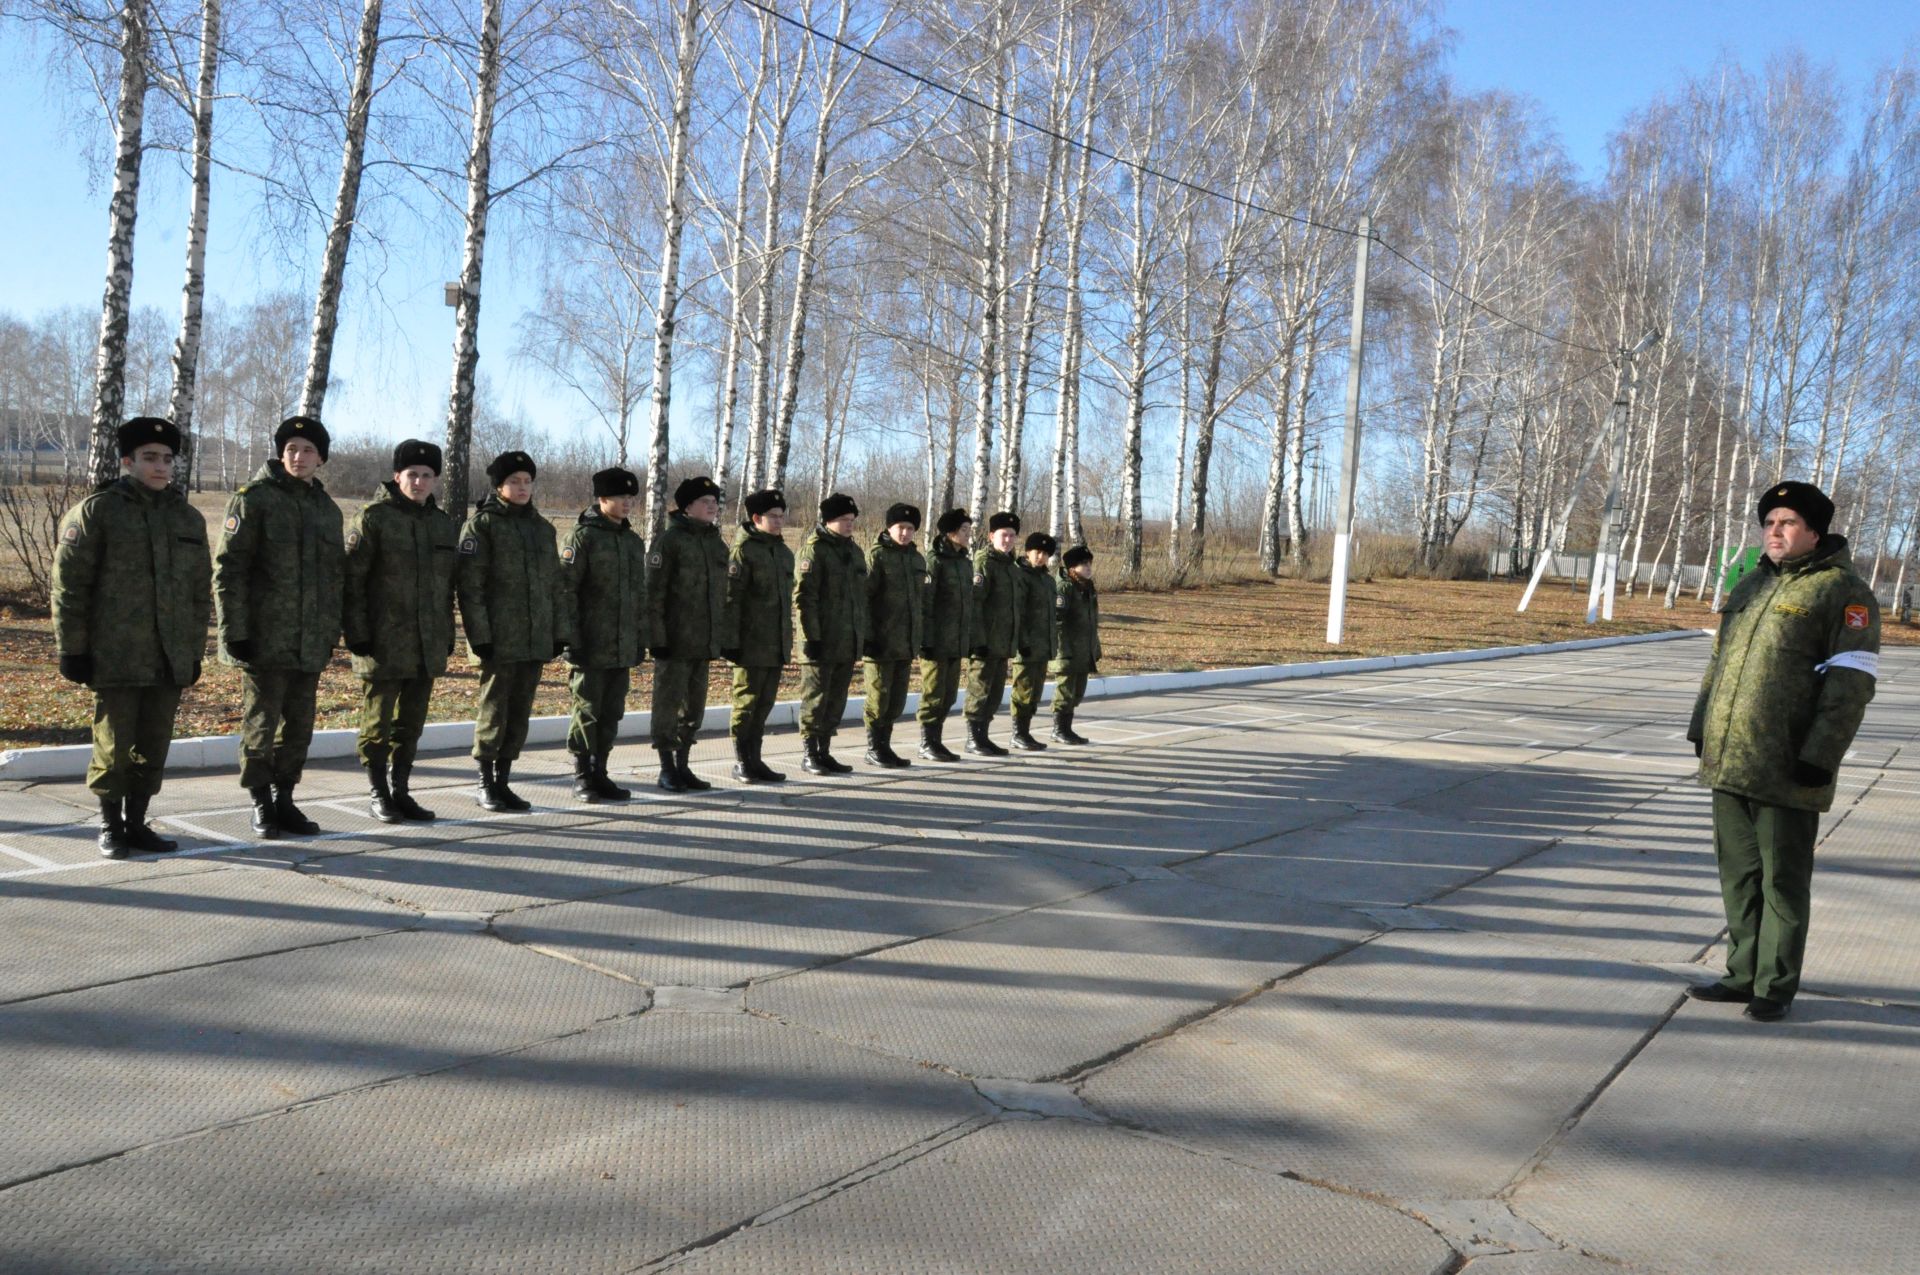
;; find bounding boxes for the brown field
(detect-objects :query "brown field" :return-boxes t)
[5,562,1913,754]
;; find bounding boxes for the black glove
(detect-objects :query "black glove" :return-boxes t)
[1089,661,1099,674]
[971,646,988,659]
[803,639,824,661]
[471,641,494,662]
[1692,737,1703,758]
[1019,646,1035,661]
[554,641,568,660]
[58,653,93,685]
[1792,759,1833,787]
[651,645,671,660]
[224,638,255,664]
[863,640,881,659]
[190,659,202,684]
[447,639,457,657]
[919,646,936,660]
[720,647,743,664]
[346,639,375,657]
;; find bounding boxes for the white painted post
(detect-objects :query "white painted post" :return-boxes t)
[1326,215,1372,645]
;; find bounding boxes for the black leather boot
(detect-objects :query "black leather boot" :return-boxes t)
[919,721,958,763]
[747,736,785,783]
[123,793,179,853]
[250,786,283,838]
[801,735,834,777]
[733,735,778,783]
[674,746,712,791]
[818,734,852,774]
[656,745,691,793]
[591,754,631,802]
[367,748,402,823]
[867,725,910,769]
[97,796,131,859]
[273,784,321,835]
[493,761,532,811]
[1051,709,1089,746]
[966,720,1008,757]
[388,755,435,821]
[572,752,602,802]
[1009,713,1047,752]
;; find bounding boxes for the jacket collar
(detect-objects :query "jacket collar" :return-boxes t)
[378,480,438,513]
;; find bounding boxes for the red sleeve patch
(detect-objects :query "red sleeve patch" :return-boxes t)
[1844,604,1869,630]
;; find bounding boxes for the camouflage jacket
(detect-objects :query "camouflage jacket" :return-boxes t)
[921,536,974,660]
[1049,574,1101,676]
[646,511,731,660]
[53,476,210,688]
[1690,535,1879,813]
[864,532,926,662]
[214,461,345,673]
[970,547,1021,659]
[725,524,794,669]
[456,493,567,665]
[1015,561,1058,663]
[562,508,648,671]
[795,524,869,664]
[343,482,458,682]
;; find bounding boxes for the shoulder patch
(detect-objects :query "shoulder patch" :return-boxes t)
[561,544,575,564]
[1056,594,1067,609]
[60,523,80,544]
[223,512,240,535]
[459,536,478,555]
[728,560,741,577]
[649,551,664,568]
[801,559,813,573]
[1845,604,1870,630]
[973,572,986,587]
[345,529,362,550]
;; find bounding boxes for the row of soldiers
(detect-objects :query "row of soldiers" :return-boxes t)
[52,415,1101,858]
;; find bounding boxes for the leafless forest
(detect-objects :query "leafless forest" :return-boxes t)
[3,0,1918,603]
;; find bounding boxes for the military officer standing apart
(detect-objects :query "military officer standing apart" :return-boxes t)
[1008,531,1059,751]
[458,450,568,813]
[862,502,924,769]
[795,493,869,776]
[1686,481,1879,1022]
[561,467,648,803]
[54,417,211,858]
[647,475,730,793]
[964,511,1023,757]
[215,415,343,839]
[343,439,457,823]
[1049,544,1101,746]
[722,489,793,784]
[917,508,974,762]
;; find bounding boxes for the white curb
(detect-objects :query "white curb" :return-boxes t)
[0,628,1709,782]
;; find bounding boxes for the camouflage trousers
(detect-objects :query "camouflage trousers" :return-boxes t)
[568,666,630,757]
[88,685,182,800]
[730,665,781,740]
[239,669,321,789]
[963,656,1010,725]
[917,657,963,725]
[863,659,912,728]
[1009,657,1049,722]
[799,661,855,738]
[357,677,433,769]
[473,660,543,763]
[1051,671,1089,715]
[1712,790,1820,1003]
[651,657,709,749]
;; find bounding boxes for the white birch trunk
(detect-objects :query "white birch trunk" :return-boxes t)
[87,0,151,485]
[166,0,220,490]
[441,0,503,524]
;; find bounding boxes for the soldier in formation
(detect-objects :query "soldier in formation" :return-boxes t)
[53,417,211,858]
[1685,481,1879,1023]
[795,493,868,776]
[458,449,567,813]
[723,489,794,783]
[561,467,648,804]
[964,511,1023,756]
[917,508,974,762]
[343,439,456,823]
[862,502,923,769]
[214,415,343,839]
[1008,531,1058,751]
[647,476,728,793]
[1050,544,1100,745]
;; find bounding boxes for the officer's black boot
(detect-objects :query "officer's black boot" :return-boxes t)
[1010,712,1047,752]
[1051,709,1089,746]
[571,752,603,803]
[475,760,511,812]
[732,735,756,783]
[591,754,631,802]
[273,784,321,836]
[367,748,403,824]
[801,735,834,777]
[918,721,959,763]
[656,745,691,793]
[749,736,786,782]
[674,746,712,791]
[249,786,283,838]
[864,727,887,769]
[123,793,179,853]
[388,756,436,822]
[868,725,910,769]
[97,796,131,859]
[493,762,533,812]
[817,733,853,775]
[966,720,1008,757]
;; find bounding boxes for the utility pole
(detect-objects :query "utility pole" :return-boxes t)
[1325,214,1372,646]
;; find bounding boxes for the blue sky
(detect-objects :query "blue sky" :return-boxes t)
[3,0,1917,452]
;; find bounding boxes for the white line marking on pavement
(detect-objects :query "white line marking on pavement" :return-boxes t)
[0,839,58,868]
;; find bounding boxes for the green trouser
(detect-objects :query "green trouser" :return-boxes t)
[917,657,961,725]
[473,660,543,763]
[730,665,781,740]
[964,656,1009,725]
[87,685,183,799]
[799,661,855,738]
[1052,671,1089,714]
[651,657,709,749]
[567,666,630,757]
[240,669,321,789]
[1711,789,1821,1003]
[1009,657,1049,722]
[863,659,912,728]
[357,677,434,768]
